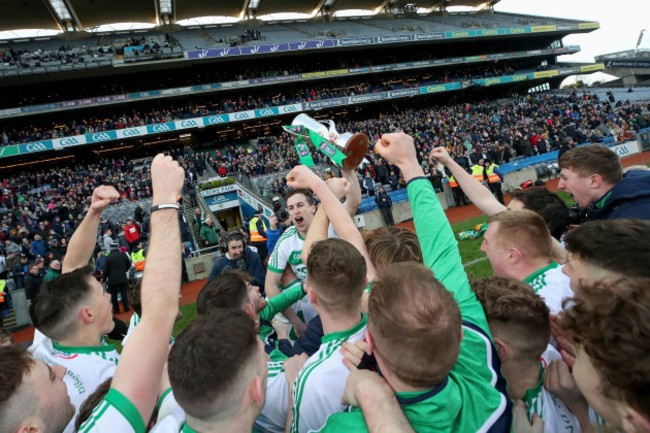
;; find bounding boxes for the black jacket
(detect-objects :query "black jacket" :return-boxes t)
[25,273,43,300]
[103,250,132,285]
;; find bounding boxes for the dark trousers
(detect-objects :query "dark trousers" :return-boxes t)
[108,283,130,314]
[380,207,394,226]
[252,241,268,264]
[489,182,505,205]
[452,187,469,206]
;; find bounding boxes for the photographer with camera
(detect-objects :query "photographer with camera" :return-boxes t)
[267,196,291,255]
[558,144,650,221]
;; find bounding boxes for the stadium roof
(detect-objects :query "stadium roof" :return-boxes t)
[0,0,497,33]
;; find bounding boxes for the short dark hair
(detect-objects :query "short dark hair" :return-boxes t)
[564,219,650,278]
[75,378,112,431]
[0,345,34,427]
[509,188,569,240]
[168,309,259,420]
[307,238,366,313]
[559,144,623,184]
[30,265,94,341]
[284,188,314,205]
[196,272,249,315]
[471,277,550,363]
[560,278,650,418]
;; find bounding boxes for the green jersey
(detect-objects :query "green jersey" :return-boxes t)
[259,280,306,361]
[318,178,511,433]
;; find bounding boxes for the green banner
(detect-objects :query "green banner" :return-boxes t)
[0,145,20,158]
[306,128,348,167]
[294,135,315,166]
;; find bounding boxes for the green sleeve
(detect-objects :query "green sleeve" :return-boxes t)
[260,281,305,322]
[407,178,489,333]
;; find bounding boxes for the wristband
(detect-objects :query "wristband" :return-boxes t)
[151,203,181,213]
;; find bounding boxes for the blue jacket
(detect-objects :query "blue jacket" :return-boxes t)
[266,228,281,255]
[31,239,46,258]
[207,247,265,290]
[588,170,650,220]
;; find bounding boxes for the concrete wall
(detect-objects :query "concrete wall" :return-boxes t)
[503,167,538,191]
[185,254,215,282]
[354,191,448,230]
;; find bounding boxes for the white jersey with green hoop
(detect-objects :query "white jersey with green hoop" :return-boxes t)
[30,334,120,433]
[255,361,290,433]
[523,345,581,433]
[77,388,146,433]
[524,261,574,316]
[150,389,187,433]
[267,226,307,281]
[290,316,367,433]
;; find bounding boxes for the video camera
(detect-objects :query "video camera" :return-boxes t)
[567,204,588,226]
[272,196,289,222]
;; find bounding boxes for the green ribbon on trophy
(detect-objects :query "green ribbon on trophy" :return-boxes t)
[294,135,315,167]
[284,114,369,171]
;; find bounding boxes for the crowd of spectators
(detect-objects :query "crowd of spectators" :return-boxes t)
[0,44,110,69]
[0,64,563,146]
[198,92,649,196]
[0,41,559,109]
[0,145,208,300]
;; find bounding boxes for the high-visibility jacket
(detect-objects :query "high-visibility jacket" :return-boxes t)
[486,163,501,183]
[249,217,267,243]
[131,249,146,271]
[470,165,485,183]
[0,279,5,303]
[448,176,459,188]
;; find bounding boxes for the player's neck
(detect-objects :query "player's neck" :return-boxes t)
[57,327,105,348]
[186,413,254,433]
[503,359,540,401]
[320,309,363,337]
[514,258,554,282]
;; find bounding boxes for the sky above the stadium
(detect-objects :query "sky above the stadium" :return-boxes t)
[495,0,648,62]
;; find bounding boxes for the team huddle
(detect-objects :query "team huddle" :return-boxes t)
[1,132,649,433]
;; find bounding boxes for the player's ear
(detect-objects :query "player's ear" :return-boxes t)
[492,337,509,361]
[620,405,650,433]
[365,330,375,355]
[307,288,317,306]
[508,247,523,265]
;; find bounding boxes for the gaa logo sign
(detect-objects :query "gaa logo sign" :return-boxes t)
[91,133,112,142]
[233,112,250,120]
[180,120,198,128]
[26,142,49,152]
[152,124,171,133]
[280,105,298,113]
[60,137,80,146]
[123,128,141,137]
[207,116,226,125]
[257,109,275,116]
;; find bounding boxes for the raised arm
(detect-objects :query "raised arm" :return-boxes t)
[62,186,119,273]
[287,166,376,281]
[300,206,329,266]
[430,147,506,216]
[341,168,362,217]
[374,134,486,330]
[109,154,184,422]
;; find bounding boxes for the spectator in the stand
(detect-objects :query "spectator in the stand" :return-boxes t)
[47,238,64,261]
[559,144,650,220]
[24,263,43,300]
[386,170,398,191]
[200,217,219,247]
[363,172,375,197]
[11,254,30,290]
[193,207,205,229]
[102,227,113,253]
[124,218,141,252]
[42,260,61,283]
[30,234,46,259]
